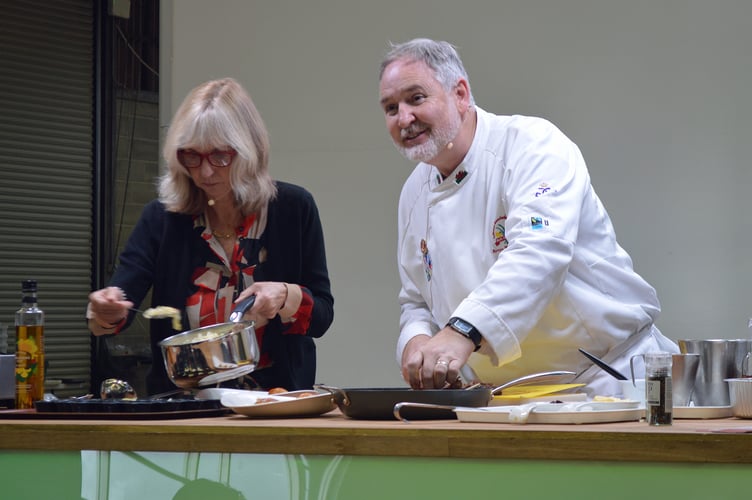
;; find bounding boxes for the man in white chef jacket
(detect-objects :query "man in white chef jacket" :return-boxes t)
[378,38,678,397]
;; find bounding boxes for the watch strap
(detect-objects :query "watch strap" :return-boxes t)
[447,317,482,351]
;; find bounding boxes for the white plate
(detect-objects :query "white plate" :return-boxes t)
[490,393,588,406]
[222,390,337,418]
[673,405,733,419]
[455,401,643,425]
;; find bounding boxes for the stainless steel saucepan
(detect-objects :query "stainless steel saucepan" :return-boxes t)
[158,295,260,389]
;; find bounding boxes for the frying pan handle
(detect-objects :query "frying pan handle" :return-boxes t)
[229,294,256,323]
[490,370,576,396]
[313,384,350,406]
[392,402,458,423]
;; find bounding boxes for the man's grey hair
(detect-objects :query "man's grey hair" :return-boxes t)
[379,38,474,105]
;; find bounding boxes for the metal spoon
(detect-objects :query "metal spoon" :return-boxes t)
[463,370,575,393]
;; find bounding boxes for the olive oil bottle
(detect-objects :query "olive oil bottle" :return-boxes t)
[15,279,45,409]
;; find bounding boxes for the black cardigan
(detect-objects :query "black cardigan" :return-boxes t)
[109,181,334,395]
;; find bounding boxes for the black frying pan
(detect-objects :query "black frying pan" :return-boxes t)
[315,371,575,420]
[316,385,492,420]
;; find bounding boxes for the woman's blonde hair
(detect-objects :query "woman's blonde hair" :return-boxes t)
[159,78,276,215]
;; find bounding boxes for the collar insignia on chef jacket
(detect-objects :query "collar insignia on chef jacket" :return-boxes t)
[454,170,468,184]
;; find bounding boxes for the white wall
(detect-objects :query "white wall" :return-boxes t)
[161,0,752,388]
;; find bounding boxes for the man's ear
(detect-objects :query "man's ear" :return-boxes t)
[454,78,471,112]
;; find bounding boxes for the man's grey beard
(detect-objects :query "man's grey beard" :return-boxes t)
[397,114,461,164]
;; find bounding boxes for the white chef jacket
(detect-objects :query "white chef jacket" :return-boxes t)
[396,107,677,396]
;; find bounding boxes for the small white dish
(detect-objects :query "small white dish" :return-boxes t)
[673,405,733,419]
[618,379,646,404]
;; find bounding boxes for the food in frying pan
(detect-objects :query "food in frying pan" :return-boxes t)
[268,387,288,395]
[143,306,183,331]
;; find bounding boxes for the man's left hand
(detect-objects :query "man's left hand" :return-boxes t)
[402,327,475,389]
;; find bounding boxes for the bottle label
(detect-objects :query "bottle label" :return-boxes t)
[646,375,672,425]
[15,325,44,409]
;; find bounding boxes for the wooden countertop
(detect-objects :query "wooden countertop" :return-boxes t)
[2,409,752,463]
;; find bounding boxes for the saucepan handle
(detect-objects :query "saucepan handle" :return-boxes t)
[228,294,257,323]
[629,354,645,386]
[743,352,752,378]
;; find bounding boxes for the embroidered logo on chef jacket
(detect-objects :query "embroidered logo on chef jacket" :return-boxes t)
[420,239,433,281]
[530,216,549,230]
[492,216,508,253]
[535,182,552,197]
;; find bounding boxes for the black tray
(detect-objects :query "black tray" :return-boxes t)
[0,398,229,420]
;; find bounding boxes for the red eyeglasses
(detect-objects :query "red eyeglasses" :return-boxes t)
[177,148,237,169]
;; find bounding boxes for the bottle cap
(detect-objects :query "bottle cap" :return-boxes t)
[21,279,38,292]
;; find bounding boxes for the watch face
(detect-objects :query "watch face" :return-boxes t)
[448,318,482,351]
[451,318,473,335]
